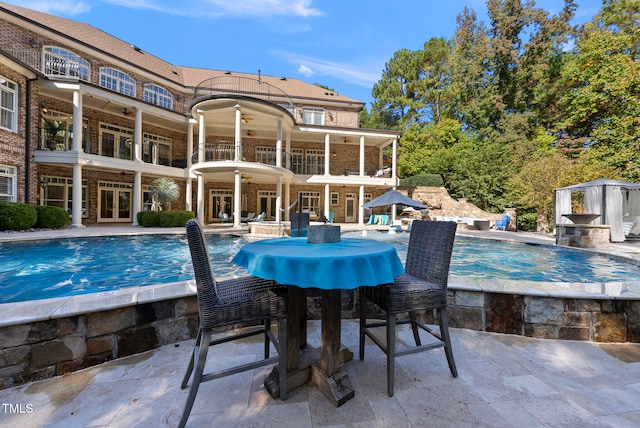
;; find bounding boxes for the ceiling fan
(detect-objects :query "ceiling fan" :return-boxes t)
[123,108,134,118]
[241,113,253,123]
[343,137,352,143]
[246,130,257,137]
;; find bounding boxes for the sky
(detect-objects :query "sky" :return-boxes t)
[7,0,605,107]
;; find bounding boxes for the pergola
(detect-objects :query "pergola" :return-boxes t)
[554,178,640,242]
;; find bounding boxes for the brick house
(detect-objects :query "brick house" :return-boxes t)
[0,3,400,227]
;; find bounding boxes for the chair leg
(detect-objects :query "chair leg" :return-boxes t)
[181,328,202,389]
[178,329,212,428]
[386,313,396,397]
[359,289,366,361]
[409,311,421,346]
[438,308,458,378]
[278,318,287,400]
[264,320,271,359]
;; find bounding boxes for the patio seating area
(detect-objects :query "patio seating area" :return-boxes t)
[1,319,639,427]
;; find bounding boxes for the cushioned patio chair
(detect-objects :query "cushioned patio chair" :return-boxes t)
[359,220,458,397]
[494,214,510,231]
[218,211,233,223]
[178,219,288,428]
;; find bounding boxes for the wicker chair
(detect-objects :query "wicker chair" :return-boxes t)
[178,219,288,428]
[359,220,458,397]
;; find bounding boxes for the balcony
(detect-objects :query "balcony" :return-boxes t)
[192,76,294,112]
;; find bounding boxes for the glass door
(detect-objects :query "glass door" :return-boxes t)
[210,190,233,223]
[345,193,356,223]
[258,191,277,220]
[98,182,132,222]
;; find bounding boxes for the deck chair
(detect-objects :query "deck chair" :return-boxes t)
[178,219,288,428]
[494,215,510,231]
[218,211,233,223]
[359,220,458,396]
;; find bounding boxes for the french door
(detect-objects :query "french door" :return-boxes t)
[98,182,132,222]
[345,193,356,223]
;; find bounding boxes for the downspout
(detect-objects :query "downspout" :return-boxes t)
[24,77,38,203]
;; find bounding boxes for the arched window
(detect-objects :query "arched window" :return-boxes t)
[143,84,173,109]
[100,67,136,97]
[43,46,90,81]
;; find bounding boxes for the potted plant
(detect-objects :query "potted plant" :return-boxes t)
[149,177,180,211]
[43,118,66,150]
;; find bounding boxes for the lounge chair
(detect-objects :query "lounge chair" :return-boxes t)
[218,211,233,223]
[494,215,510,231]
[178,219,288,428]
[359,220,458,396]
[367,214,377,225]
[249,212,266,222]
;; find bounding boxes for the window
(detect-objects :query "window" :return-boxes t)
[41,110,89,151]
[100,68,135,97]
[290,148,303,174]
[142,133,172,166]
[143,84,173,109]
[302,107,324,125]
[305,149,325,175]
[0,77,17,132]
[256,146,276,165]
[299,192,320,217]
[0,165,17,202]
[330,192,339,206]
[41,176,88,217]
[100,123,134,160]
[43,47,90,81]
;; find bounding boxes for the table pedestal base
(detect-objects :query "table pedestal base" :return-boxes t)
[310,364,354,406]
[264,345,353,403]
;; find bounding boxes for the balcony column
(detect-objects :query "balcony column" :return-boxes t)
[185,120,195,212]
[324,133,330,176]
[234,105,242,162]
[132,171,141,226]
[276,119,282,168]
[70,90,84,228]
[197,111,205,223]
[359,185,365,226]
[359,136,365,176]
[392,135,398,183]
[285,182,291,221]
[285,130,291,170]
[276,176,283,223]
[134,108,142,161]
[324,183,330,222]
[234,170,242,228]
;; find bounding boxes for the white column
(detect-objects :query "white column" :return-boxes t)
[71,164,84,228]
[285,182,291,221]
[324,133,331,176]
[185,120,194,212]
[234,170,242,227]
[276,176,282,223]
[234,105,242,161]
[285,130,291,170]
[359,185,365,226]
[324,183,330,221]
[276,119,282,168]
[134,108,142,161]
[132,171,141,226]
[359,136,365,176]
[70,90,84,227]
[197,112,205,223]
[392,136,398,183]
[72,90,83,151]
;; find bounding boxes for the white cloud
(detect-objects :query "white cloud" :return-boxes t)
[101,0,322,18]
[280,52,381,88]
[298,64,314,77]
[9,0,91,15]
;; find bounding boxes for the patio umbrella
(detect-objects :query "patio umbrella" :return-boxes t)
[362,190,427,210]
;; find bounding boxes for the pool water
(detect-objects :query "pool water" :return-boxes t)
[2,233,640,304]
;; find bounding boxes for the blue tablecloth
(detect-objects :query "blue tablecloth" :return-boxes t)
[232,237,404,290]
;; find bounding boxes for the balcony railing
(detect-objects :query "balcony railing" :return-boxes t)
[192,76,294,112]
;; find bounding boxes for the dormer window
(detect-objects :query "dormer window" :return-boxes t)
[43,46,90,81]
[100,67,135,97]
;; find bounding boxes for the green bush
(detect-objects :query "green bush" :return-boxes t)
[34,205,70,229]
[0,202,38,231]
[400,173,444,187]
[138,210,194,227]
[517,212,537,232]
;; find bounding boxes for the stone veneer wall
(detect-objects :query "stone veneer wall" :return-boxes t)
[2,289,639,390]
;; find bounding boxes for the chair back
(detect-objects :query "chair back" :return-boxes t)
[185,219,219,316]
[405,220,457,287]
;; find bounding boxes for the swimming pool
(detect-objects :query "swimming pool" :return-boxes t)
[2,232,640,304]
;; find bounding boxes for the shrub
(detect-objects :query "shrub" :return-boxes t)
[0,202,38,231]
[34,205,70,229]
[517,212,537,232]
[138,210,194,227]
[400,173,444,187]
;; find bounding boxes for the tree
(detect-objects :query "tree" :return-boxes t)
[149,177,180,211]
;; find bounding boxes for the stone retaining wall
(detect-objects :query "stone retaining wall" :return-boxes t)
[1,290,638,390]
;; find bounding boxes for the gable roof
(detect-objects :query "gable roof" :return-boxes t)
[0,2,363,105]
